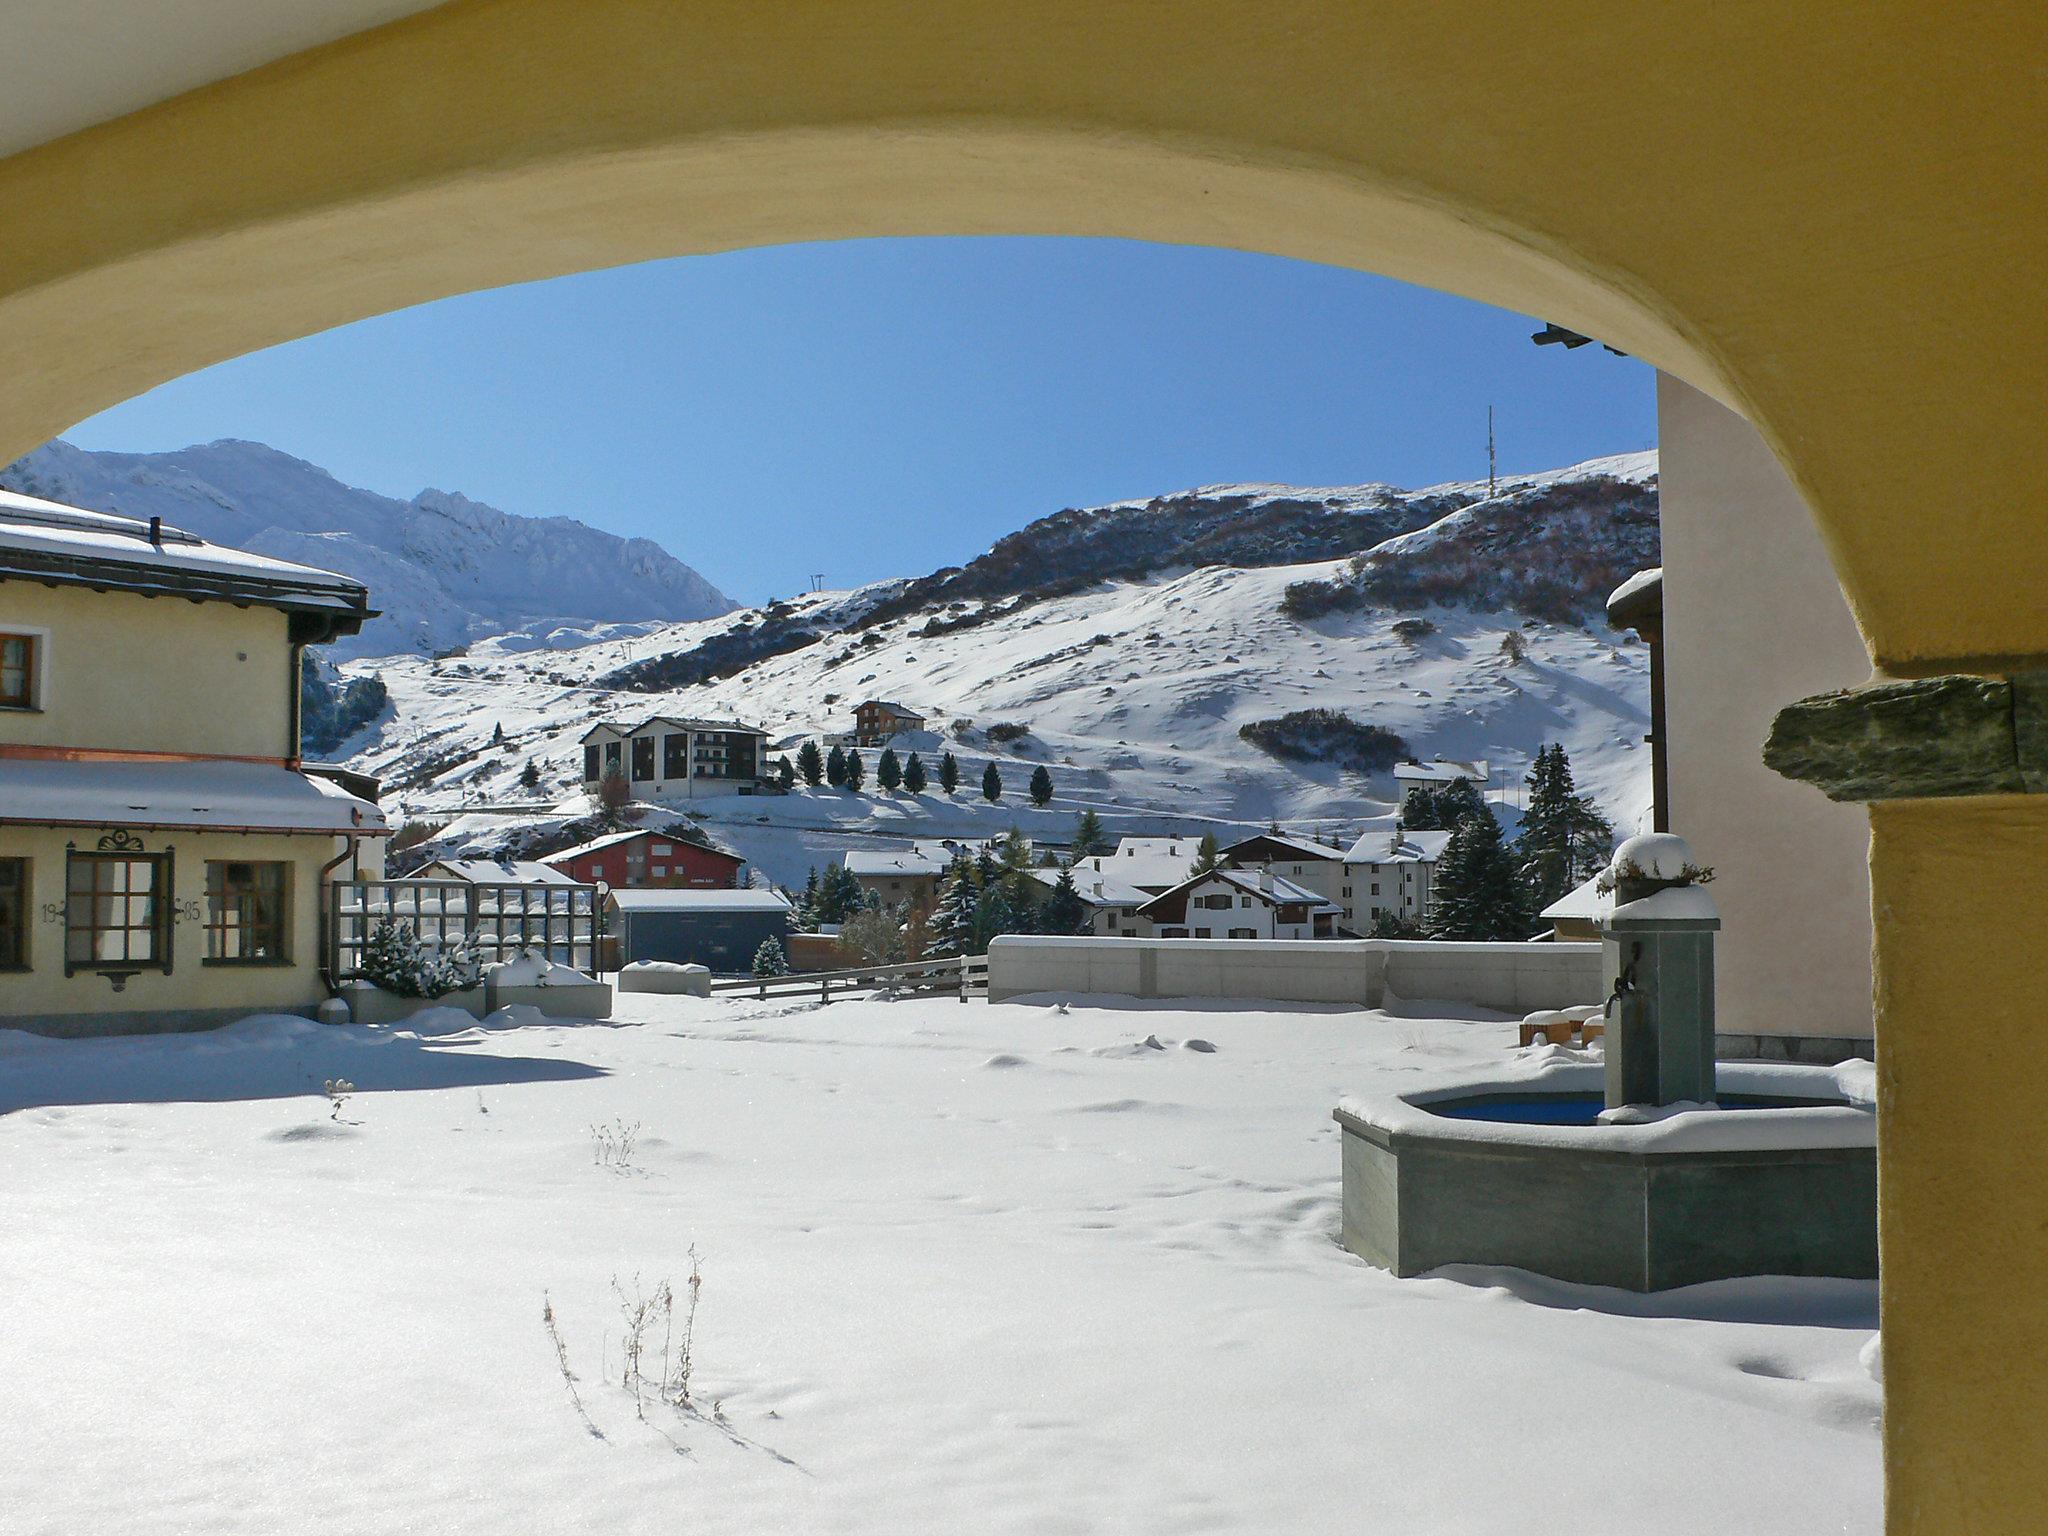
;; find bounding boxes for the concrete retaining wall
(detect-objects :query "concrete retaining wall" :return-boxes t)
[985,936,1603,1013]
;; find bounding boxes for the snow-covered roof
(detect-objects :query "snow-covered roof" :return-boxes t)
[908,836,1012,861]
[1069,852,1199,892]
[1342,828,1456,865]
[579,714,766,743]
[0,488,371,641]
[845,849,950,878]
[1222,831,1345,862]
[1606,566,1664,630]
[1539,872,1611,923]
[1111,836,1200,857]
[845,838,1018,879]
[0,756,385,834]
[1023,867,1151,907]
[609,888,793,913]
[1138,867,1342,917]
[544,828,743,866]
[858,700,924,717]
[420,858,581,886]
[1392,758,1491,786]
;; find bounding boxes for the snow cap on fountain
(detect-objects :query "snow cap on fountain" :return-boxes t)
[1605,832,1718,923]
[1612,832,1698,883]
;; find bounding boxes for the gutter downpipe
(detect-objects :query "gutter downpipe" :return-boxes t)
[317,835,359,995]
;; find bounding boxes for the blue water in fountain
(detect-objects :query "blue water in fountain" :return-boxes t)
[1430,1093,1840,1126]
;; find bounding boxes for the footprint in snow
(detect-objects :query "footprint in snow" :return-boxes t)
[983,1053,1029,1069]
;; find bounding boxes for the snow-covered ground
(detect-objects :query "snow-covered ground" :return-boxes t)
[0,994,1878,1534]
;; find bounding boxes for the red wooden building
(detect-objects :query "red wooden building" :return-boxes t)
[544,828,745,890]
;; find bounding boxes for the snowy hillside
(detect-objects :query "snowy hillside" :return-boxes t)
[0,438,734,657]
[335,454,1660,887]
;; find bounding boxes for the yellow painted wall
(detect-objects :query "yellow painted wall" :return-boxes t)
[0,2,2038,1529]
[0,584,294,758]
[0,824,333,1023]
[1870,798,2048,1535]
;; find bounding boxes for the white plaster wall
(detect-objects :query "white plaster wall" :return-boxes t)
[1657,373,1875,1043]
[985,936,1603,1013]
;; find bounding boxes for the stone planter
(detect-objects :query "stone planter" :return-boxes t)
[618,961,711,996]
[485,978,614,1019]
[341,981,485,1026]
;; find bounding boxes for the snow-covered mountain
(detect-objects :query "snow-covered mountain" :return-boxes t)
[337,452,1660,887]
[0,438,735,658]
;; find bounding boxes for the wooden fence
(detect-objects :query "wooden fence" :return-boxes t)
[708,953,988,1003]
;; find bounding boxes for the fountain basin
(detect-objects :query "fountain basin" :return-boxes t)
[1334,1059,1876,1291]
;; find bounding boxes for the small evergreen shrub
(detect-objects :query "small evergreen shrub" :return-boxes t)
[361,918,480,999]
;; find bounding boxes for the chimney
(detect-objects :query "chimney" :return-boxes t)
[148,515,163,547]
[1259,866,1274,894]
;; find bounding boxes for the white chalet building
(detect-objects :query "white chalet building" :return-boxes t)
[1392,757,1490,793]
[1341,827,1455,929]
[581,714,770,802]
[1138,867,1341,940]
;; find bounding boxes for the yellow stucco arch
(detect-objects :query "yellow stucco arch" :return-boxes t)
[0,3,2041,1530]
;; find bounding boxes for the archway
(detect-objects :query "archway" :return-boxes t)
[1,4,2042,1528]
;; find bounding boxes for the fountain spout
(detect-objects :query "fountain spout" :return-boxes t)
[1597,833,1720,1111]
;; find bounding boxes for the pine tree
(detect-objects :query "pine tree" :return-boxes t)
[1028,764,1054,807]
[1040,867,1087,935]
[1514,744,1616,912]
[792,868,822,932]
[1425,807,1529,941]
[775,755,796,791]
[491,721,505,745]
[938,751,960,795]
[925,860,978,958]
[825,863,866,922]
[1437,778,1488,827]
[877,747,903,792]
[844,748,866,792]
[903,752,928,793]
[825,744,848,787]
[519,759,541,790]
[1189,832,1221,877]
[972,877,1015,954]
[750,936,790,977]
[982,761,1003,802]
[797,740,825,787]
[1401,785,1443,830]
[1071,808,1108,859]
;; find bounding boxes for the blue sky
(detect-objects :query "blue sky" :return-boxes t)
[64,237,1652,606]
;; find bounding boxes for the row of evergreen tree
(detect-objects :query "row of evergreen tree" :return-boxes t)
[1417,743,1614,941]
[785,742,1054,806]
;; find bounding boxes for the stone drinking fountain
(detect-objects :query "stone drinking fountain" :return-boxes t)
[1334,833,1877,1291]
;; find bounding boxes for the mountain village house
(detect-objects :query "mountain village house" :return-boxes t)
[845,837,1023,908]
[0,489,384,1033]
[852,699,925,746]
[605,887,792,973]
[413,856,580,888]
[1022,865,1151,936]
[1222,829,1449,934]
[1391,757,1490,794]
[580,715,769,801]
[1138,867,1341,940]
[546,827,746,890]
